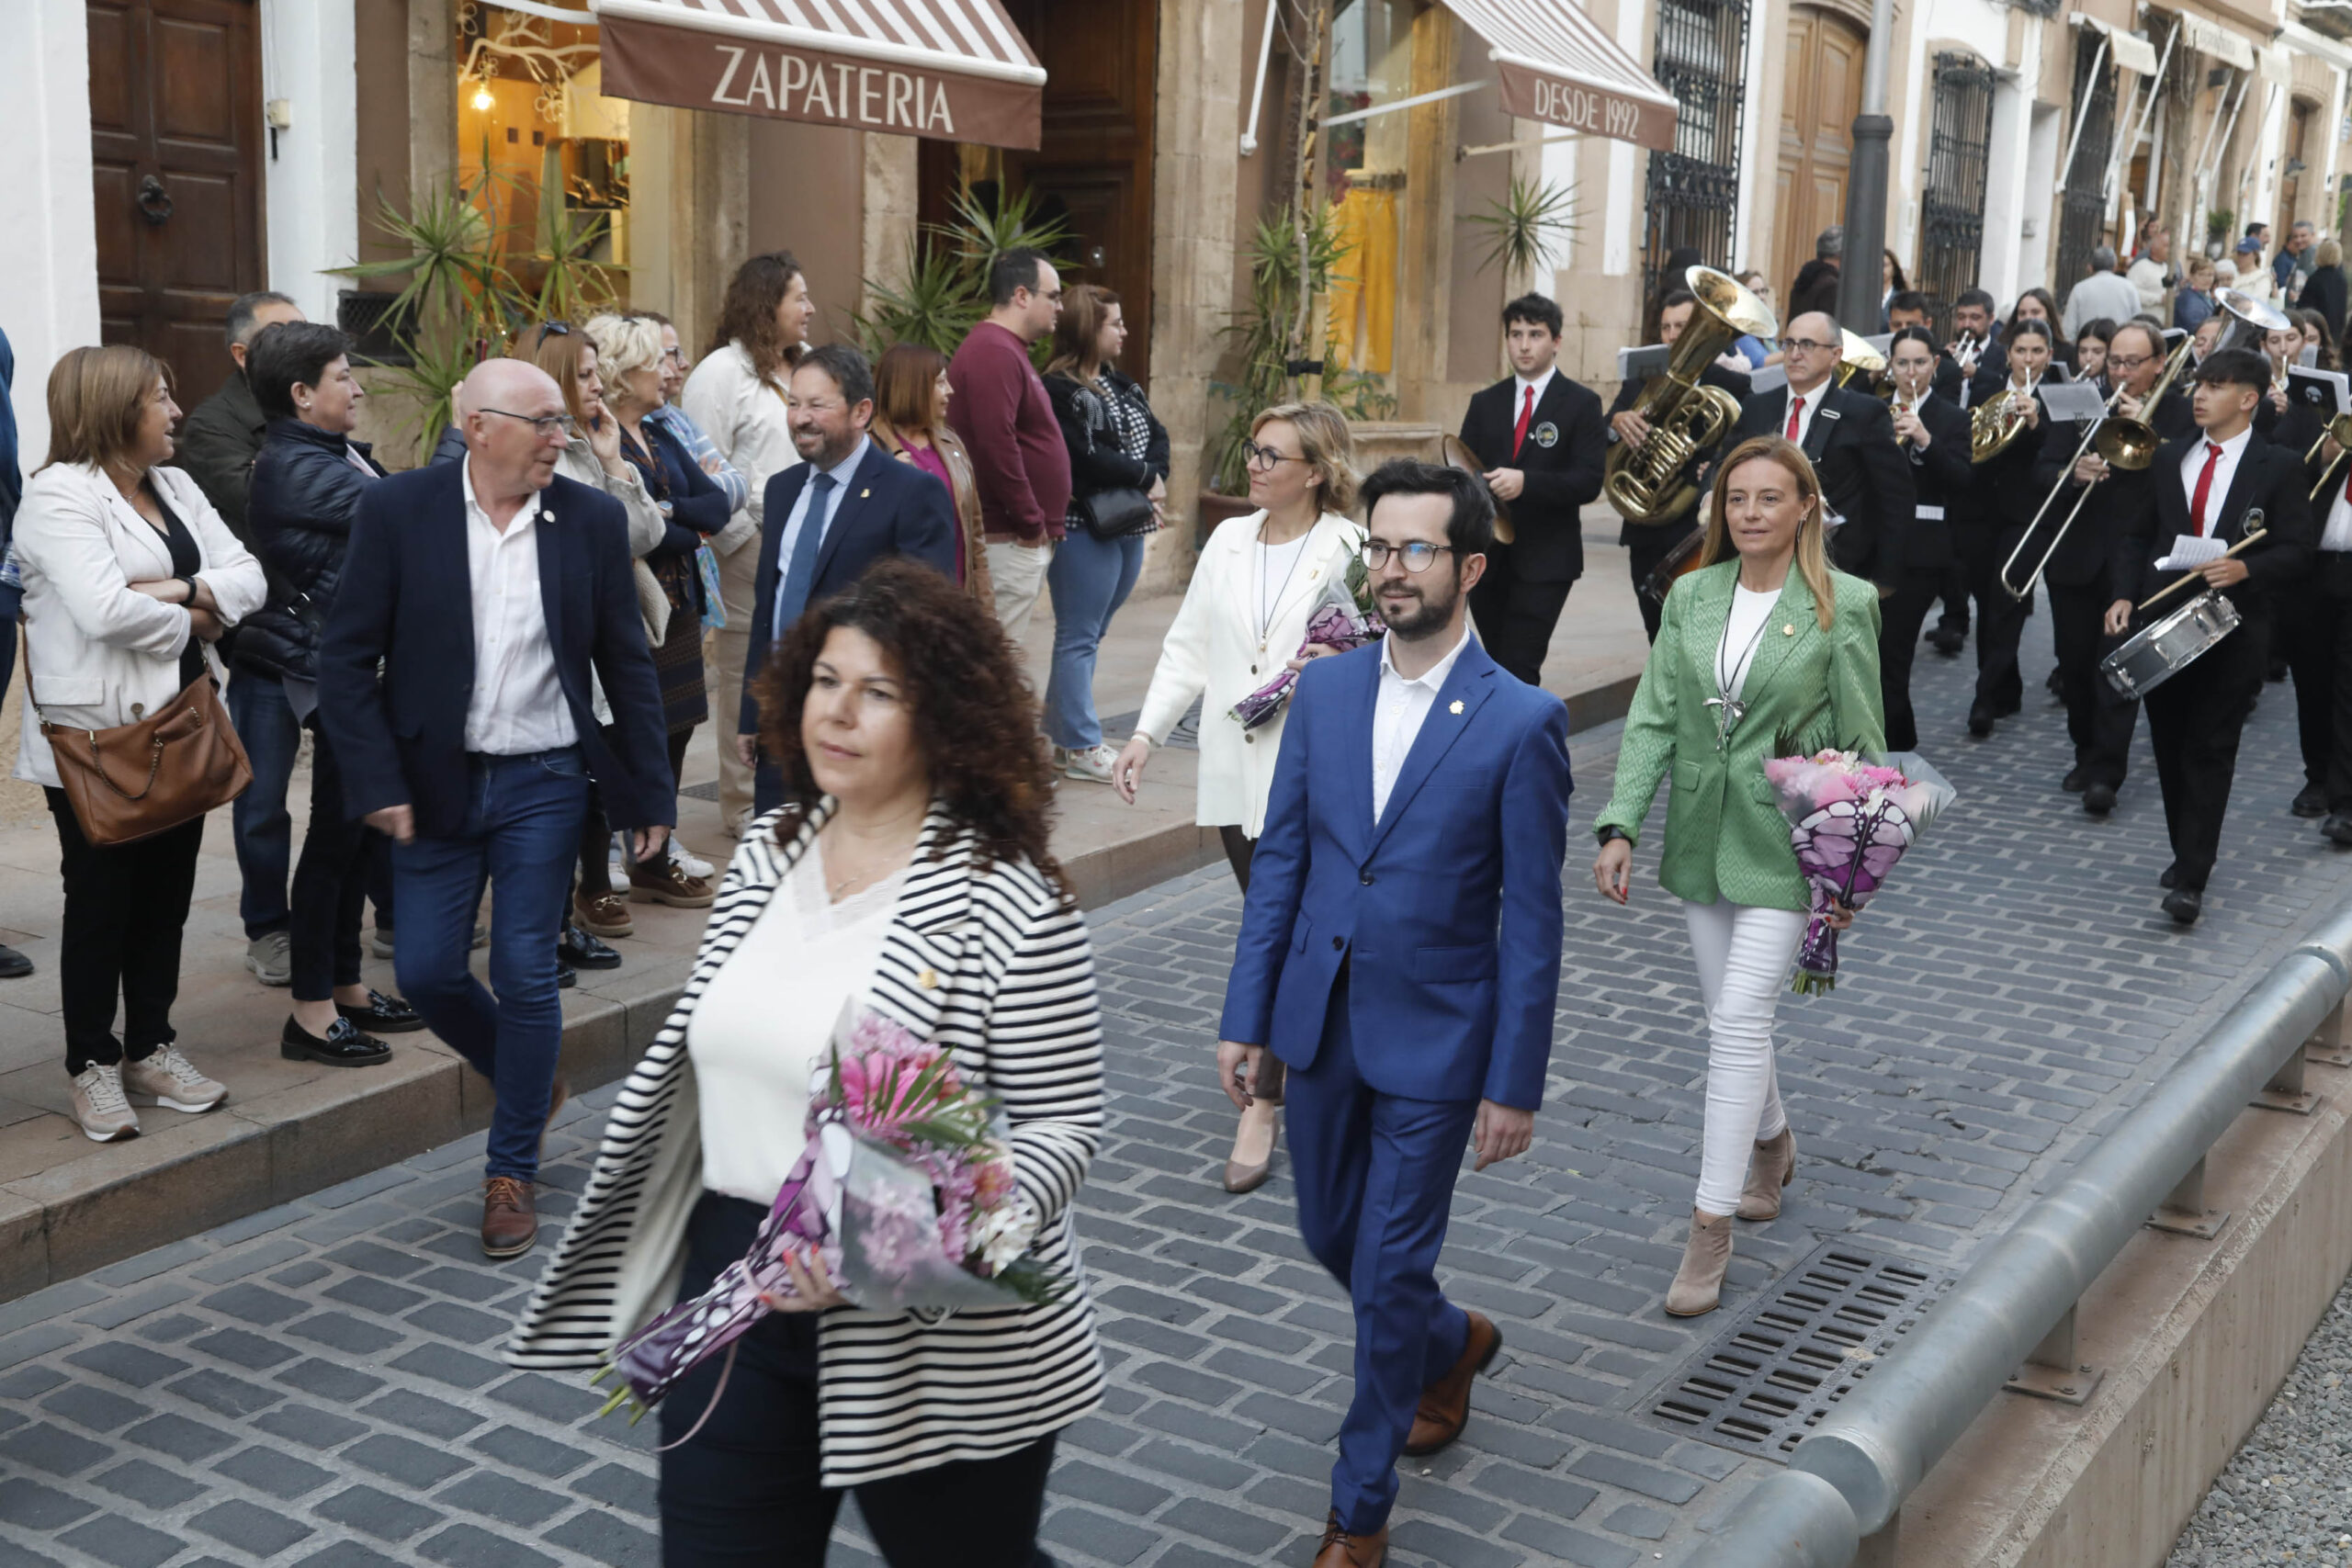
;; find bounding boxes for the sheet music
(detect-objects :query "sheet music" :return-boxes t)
[2155,535,2227,570]
[1748,363,1789,394]
[2289,366,2350,413]
[2039,382,2109,423]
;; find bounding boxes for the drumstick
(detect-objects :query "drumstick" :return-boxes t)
[2136,512,2267,615]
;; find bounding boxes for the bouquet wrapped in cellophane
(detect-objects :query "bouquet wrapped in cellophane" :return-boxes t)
[594,1005,1057,1428]
[1229,552,1379,730]
[1761,748,1957,996]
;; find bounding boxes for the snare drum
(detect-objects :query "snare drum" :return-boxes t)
[2100,592,2244,699]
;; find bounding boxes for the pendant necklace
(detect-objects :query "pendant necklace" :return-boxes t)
[1252,522,1307,675]
[1708,589,1773,751]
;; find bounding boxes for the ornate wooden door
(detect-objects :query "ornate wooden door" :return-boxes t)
[87,0,266,402]
[1773,6,1867,305]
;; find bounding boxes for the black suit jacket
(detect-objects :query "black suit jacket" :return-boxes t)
[738,440,961,737]
[1457,372,1606,581]
[2111,431,2314,615]
[1725,381,1916,582]
[2026,394,2138,590]
[316,464,673,837]
[1932,338,2007,408]
[1898,394,1973,574]
[1605,361,1750,541]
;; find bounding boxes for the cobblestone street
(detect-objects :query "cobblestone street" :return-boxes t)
[4,633,2352,1568]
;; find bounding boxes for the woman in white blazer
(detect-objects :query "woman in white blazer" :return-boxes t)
[1112,401,1364,1191]
[13,345,266,1144]
[510,562,1102,1566]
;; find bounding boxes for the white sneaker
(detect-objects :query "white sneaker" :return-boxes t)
[668,839,715,879]
[1058,744,1118,784]
[70,1063,140,1142]
[122,1045,228,1113]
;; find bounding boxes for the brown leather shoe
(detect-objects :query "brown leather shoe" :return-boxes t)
[481,1177,538,1259]
[1404,1309,1501,1455]
[1312,1510,1387,1567]
[627,861,714,908]
[573,889,633,938]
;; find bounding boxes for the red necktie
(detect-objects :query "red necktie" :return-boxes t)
[1785,393,1805,441]
[1512,385,1534,456]
[2190,441,2222,536]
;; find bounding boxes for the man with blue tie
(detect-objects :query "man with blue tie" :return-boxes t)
[1218,460,1574,1568]
[733,344,959,813]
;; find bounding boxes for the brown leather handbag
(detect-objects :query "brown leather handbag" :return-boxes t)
[30,656,252,847]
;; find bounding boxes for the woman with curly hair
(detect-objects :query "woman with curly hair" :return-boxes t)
[512,558,1106,1566]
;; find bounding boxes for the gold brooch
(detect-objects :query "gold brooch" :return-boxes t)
[1782,625,1795,636]
[1449,700,1464,715]
[860,488,871,498]
[916,967,939,989]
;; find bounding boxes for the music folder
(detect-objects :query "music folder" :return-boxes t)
[2288,366,2349,414]
[1617,344,1671,381]
[2039,382,2109,423]
[1747,364,1789,395]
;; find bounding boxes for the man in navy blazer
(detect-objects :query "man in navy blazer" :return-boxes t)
[735,344,958,811]
[319,359,670,1258]
[1217,461,1573,1565]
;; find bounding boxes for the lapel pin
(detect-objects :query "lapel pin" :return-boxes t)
[1783,624,1796,636]
[541,509,555,522]
[916,966,939,989]
[1449,699,1464,715]
[860,488,871,498]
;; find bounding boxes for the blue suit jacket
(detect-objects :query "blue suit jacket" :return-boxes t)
[738,441,960,736]
[317,463,673,838]
[1217,635,1574,1109]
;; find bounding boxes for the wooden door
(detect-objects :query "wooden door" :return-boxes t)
[87,0,265,402]
[920,0,1159,385]
[1774,6,1867,305]
[2278,98,2314,243]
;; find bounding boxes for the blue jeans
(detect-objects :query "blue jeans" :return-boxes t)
[391,749,590,1183]
[227,671,300,937]
[1042,528,1147,750]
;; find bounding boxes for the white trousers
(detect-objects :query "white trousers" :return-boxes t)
[1682,899,1809,1216]
[986,537,1055,652]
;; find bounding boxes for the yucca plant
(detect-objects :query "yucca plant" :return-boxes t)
[330,177,513,346]
[1464,175,1578,290]
[849,239,989,359]
[530,176,628,326]
[941,180,1071,270]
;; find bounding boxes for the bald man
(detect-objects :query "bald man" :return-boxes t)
[318,358,671,1259]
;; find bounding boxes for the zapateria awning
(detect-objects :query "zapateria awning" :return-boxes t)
[588,0,1045,150]
[1443,0,1680,152]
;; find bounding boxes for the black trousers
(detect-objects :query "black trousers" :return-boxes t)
[1624,520,1699,645]
[1965,528,2030,715]
[2278,581,2352,799]
[2047,581,2140,789]
[1935,561,1972,637]
[658,1194,1061,1568]
[1877,570,1942,751]
[45,788,203,1074]
[289,717,373,1002]
[1467,545,1572,686]
[632,728,695,872]
[2143,616,2268,892]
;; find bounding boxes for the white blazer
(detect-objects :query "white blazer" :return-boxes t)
[12,462,267,789]
[1134,509,1365,837]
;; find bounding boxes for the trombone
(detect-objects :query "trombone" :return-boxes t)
[2309,412,2352,501]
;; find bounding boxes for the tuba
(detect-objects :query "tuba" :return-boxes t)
[1604,266,1778,525]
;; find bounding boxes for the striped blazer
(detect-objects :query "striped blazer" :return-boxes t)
[504,800,1107,1486]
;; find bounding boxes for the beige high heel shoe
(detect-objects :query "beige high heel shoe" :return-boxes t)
[1223,1096,1281,1192]
[1665,1210,1734,1316]
[1738,1128,1795,1221]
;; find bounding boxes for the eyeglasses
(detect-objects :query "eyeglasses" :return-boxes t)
[2108,355,2154,372]
[1241,440,1306,471]
[1359,540,1455,573]
[1780,336,1838,354]
[479,407,580,438]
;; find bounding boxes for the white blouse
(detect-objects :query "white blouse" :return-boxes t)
[685,845,909,1204]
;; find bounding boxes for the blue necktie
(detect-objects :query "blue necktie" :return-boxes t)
[774,472,836,638]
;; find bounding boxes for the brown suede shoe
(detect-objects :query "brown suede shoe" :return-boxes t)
[1738,1128,1795,1221]
[481,1177,538,1259]
[1404,1309,1501,1455]
[1312,1510,1387,1567]
[573,889,633,938]
[1665,1209,1734,1316]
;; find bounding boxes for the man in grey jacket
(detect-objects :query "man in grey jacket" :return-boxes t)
[2061,247,2142,341]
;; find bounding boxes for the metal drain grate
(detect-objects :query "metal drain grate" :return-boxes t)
[1645,1243,1956,1461]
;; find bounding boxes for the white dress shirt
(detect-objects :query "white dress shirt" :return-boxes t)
[461,457,577,755]
[1371,622,1473,821]
[769,436,872,639]
[2177,424,2252,536]
[1510,366,1556,451]
[1781,383,1828,448]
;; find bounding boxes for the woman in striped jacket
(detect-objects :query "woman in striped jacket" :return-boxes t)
[508,560,1105,1564]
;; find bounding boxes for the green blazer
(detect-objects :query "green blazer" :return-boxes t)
[1596,560,1887,911]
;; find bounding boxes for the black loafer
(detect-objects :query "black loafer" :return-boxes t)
[0,944,30,979]
[556,962,577,990]
[2324,814,2352,847]
[281,1016,392,1066]
[2062,768,2086,794]
[2083,784,2117,816]
[2162,887,2203,925]
[557,923,623,970]
[2293,785,2329,818]
[1967,705,1995,739]
[1926,627,1965,656]
[2160,863,2179,889]
[336,988,425,1033]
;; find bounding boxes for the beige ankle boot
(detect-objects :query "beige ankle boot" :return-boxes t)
[1738,1128,1796,1221]
[1665,1210,1734,1317]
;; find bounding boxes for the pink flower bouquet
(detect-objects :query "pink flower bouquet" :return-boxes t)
[1230,557,1379,731]
[594,1006,1057,1426]
[1761,749,1957,996]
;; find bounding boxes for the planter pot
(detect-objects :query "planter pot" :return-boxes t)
[1197,490,1258,548]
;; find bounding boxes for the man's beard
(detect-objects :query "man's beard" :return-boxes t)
[1378,570,1460,639]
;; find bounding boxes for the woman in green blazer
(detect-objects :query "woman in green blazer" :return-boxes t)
[1592,435,1886,1317]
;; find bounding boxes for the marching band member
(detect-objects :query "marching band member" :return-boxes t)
[1933,289,2003,410]
[1608,287,1752,642]
[2104,349,2314,924]
[2029,320,2165,816]
[1881,327,1972,750]
[2289,403,2352,838]
[1722,311,1914,586]
[1962,319,2053,738]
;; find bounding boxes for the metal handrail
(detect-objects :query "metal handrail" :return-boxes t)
[1673,898,2352,1567]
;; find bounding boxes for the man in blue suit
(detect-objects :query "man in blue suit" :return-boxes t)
[734,344,958,811]
[1219,460,1572,1568]
[319,358,671,1259]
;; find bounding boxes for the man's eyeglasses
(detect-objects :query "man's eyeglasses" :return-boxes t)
[2108,355,2154,373]
[1780,336,1838,355]
[479,407,580,438]
[1241,440,1306,471]
[1359,540,1455,573]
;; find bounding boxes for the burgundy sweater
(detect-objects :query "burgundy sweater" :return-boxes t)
[946,321,1072,543]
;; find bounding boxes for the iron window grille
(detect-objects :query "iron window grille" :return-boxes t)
[1917,51,1996,341]
[2054,39,2120,306]
[1641,0,1751,327]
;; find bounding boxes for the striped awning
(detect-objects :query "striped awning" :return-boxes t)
[588,0,1045,149]
[1443,0,1679,152]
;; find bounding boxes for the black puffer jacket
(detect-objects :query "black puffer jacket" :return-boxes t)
[237,418,386,682]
